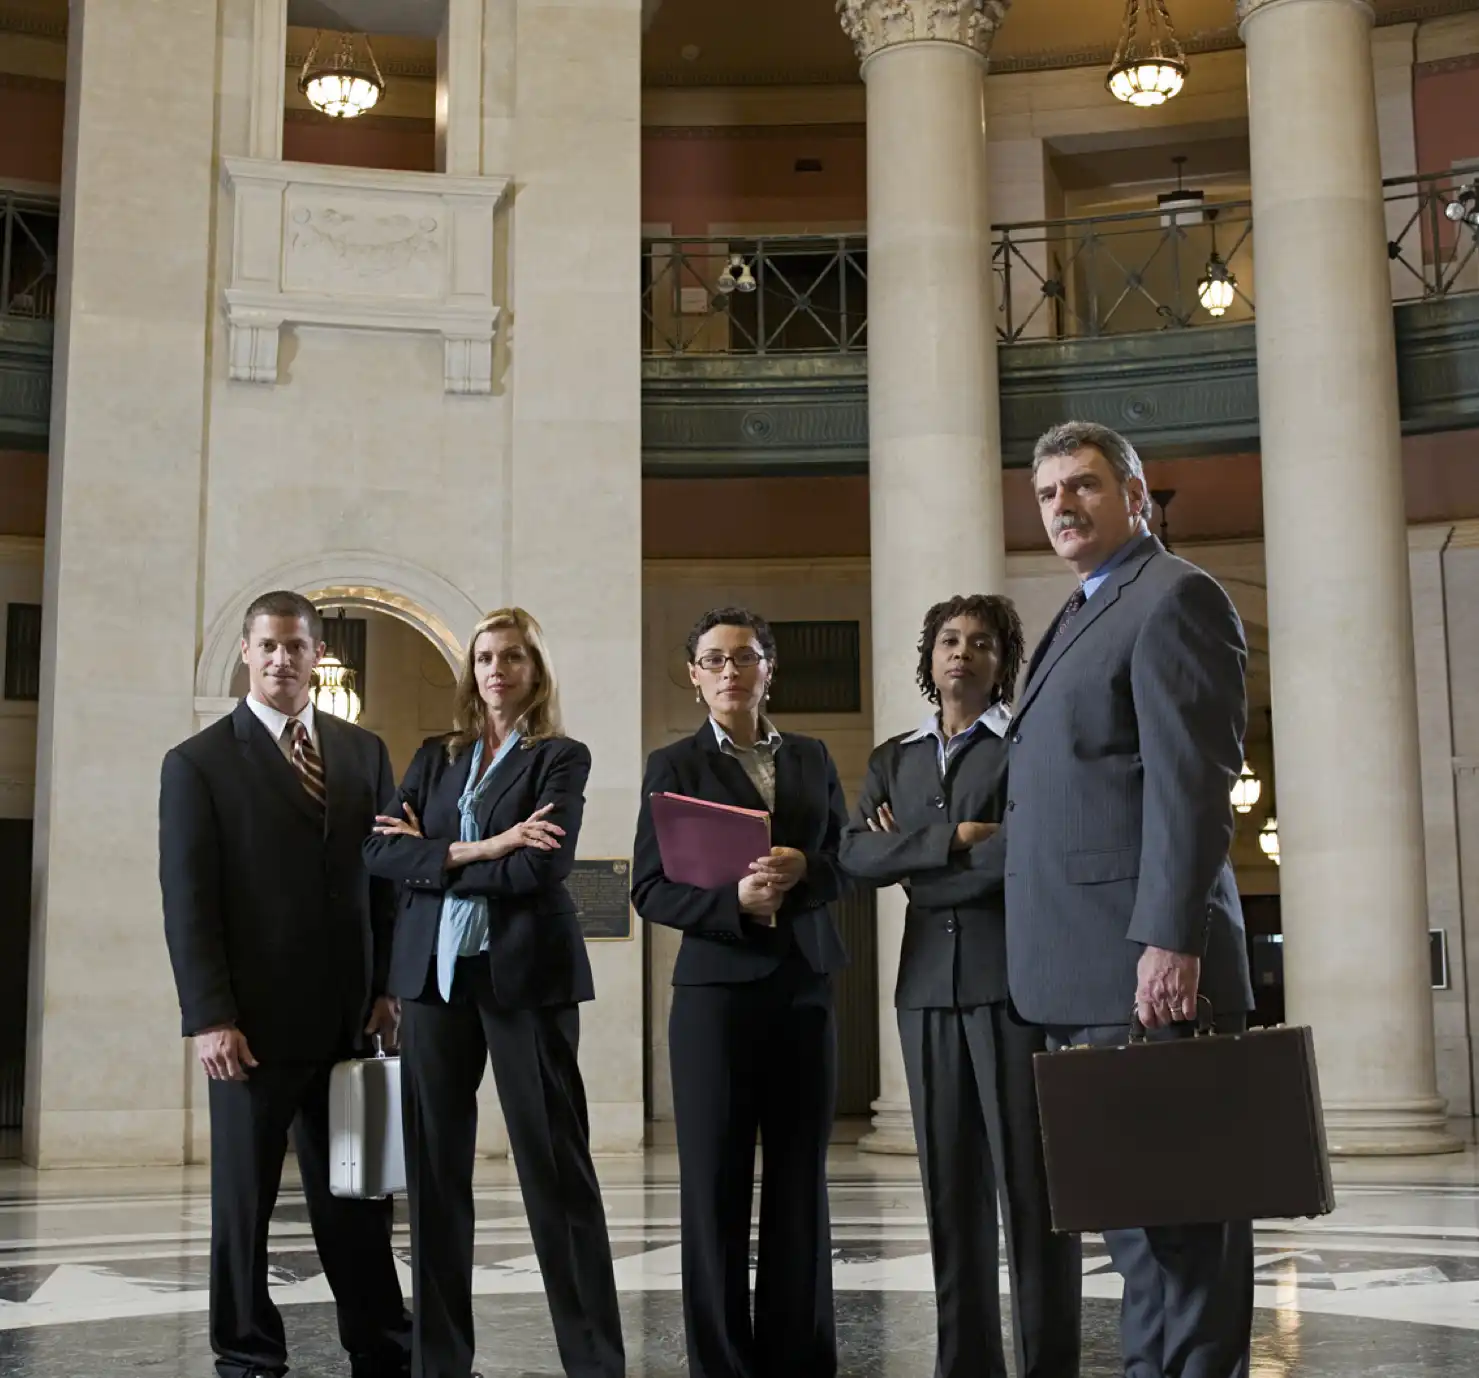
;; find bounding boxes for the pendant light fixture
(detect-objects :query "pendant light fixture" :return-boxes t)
[1230,761,1262,814]
[299,30,386,120]
[1107,0,1189,109]
[1259,818,1281,866]
[1198,211,1238,318]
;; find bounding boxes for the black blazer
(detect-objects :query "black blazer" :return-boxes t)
[159,700,397,1065]
[631,724,850,985]
[840,726,1010,1010]
[362,734,595,1008]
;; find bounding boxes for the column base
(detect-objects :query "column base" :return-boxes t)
[1324,1099,1466,1157]
[857,1098,916,1156]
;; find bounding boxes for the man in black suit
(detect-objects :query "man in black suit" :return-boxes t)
[841,595,1080,1378]
[1007,422,1256,1378]
[161,590,412,1378]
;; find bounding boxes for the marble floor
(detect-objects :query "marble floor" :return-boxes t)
[3,1131,1479,1377]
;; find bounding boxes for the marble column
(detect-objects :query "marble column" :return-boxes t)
[25,0,218,1164]
[1240,0,1460,1154]
[838,0,1011,1153]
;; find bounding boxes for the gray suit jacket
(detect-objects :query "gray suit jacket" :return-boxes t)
[840,725,1010,1009]
[1004,534,1255,1026]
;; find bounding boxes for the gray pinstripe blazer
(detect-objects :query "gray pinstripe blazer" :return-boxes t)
[1003,534,1256,1026]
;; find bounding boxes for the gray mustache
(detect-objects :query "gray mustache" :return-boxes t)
[1053,513,1090,535]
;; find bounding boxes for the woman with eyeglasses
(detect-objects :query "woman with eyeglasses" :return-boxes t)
[363,608,622,1378]
[631,606,849,1378]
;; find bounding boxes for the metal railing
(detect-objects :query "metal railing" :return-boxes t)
[643,172,1479,356]
[1,193,59,323]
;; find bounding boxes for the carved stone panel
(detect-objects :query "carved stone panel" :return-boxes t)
[220,158,509,393]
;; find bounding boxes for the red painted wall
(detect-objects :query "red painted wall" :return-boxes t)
[0,80,65,184]
[1414,57,1479,176]
[642,127,867,233]
[281,117,435,173]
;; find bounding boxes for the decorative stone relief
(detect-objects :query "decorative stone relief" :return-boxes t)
[836,0,1013,63]
[1236,0,1374,22]
[221,158,510,394]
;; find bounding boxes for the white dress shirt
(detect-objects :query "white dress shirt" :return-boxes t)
[244,693,318,761]
[900,700,1012,776]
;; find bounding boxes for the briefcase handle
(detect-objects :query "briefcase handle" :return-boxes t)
[1129,994,1215,1042]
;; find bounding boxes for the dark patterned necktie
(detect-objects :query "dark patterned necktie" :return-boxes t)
[1052,587,1088,644]
[287,720,327,811]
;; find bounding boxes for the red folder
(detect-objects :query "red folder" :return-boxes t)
[650,791,772,890]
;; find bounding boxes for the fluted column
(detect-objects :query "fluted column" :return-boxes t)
[1240,0,1460,1154]
[838,0,1011,1154]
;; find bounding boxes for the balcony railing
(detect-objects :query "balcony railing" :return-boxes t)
[643,171,1479,356]
[0,193,59,323]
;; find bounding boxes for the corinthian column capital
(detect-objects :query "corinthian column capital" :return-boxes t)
[836,0,1012,65]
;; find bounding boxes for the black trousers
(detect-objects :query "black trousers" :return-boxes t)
[1045,1018,1254,1378]
[207,1059,411,1378]
[899,1004,1081,1378]
[399,957,624,1378]
[669,949,837,1378]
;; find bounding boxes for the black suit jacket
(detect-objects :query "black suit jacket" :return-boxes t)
[1004,534,1256,1025]
[840,724,1010,1009]
[361,734,595,1008]
[159,700,397,1064]
[631,724,850,985]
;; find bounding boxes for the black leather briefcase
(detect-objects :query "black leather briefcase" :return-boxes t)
[1033,1015,1334,1233]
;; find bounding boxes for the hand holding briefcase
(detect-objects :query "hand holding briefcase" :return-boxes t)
[1033,1004,1334,1233]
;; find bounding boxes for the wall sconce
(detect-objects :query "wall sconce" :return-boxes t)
[717,254,756,294]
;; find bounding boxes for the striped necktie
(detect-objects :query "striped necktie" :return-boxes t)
[287,720,327,811]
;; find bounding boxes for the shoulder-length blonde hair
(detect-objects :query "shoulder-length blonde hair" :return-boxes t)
[446,607,565,759]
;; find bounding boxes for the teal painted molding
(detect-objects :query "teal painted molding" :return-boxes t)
[0,318,52,451]
[3,301,1478,467]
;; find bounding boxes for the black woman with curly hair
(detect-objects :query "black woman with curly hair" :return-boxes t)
[839,594,1081,1378]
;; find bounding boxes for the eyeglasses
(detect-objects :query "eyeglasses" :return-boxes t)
[694,650,766,673]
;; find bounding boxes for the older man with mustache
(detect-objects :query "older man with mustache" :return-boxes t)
[1004,421,1256,1378]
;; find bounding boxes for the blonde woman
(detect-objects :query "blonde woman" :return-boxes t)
[364,608,622,1378]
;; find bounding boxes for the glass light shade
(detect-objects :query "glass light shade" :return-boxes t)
[311,654,362,723]
[1107,60,1186,107]
[1230,762,1261,814]
[1259,818,1281,866]
[1198,256,1237,317]
[300,32,385,120]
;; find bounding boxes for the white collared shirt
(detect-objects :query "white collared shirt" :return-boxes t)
[711,715,783,812]
[901,701,1012,776]
[244,693,318,762]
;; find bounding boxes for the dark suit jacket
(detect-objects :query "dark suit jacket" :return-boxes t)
[361,734,595,1009]
[159,700,397,1065]
[1004,534,1256,1026]
[840,724,1010,1009]
[631,724,850,985]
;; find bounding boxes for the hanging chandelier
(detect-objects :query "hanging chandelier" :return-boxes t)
[1198,211,1237,317]
[1259,818,1281,866]
[1107,0,1188,108]
[299,30,385,120]
[311,653,362,723]
[1230,761,1261,814]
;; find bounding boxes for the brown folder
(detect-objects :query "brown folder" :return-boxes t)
[1033,1020,1334,1233]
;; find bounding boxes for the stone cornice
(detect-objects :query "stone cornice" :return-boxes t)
[836,0,1012,66]
[1237,0,1373,24]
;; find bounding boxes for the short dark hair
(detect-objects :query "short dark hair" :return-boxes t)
[241,590,323,642]
[915,594,1024,706]
[1031,419,1154,521]
[685,606,778,665]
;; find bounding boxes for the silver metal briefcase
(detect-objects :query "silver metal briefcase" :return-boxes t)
[328,1037,406,1200]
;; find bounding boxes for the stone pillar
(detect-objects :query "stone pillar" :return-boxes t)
[838,0,1011,1153]
[25,0,218,1164]
[1240,0,1460,1154]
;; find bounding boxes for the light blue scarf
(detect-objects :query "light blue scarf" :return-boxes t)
[435,731,521,1001]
